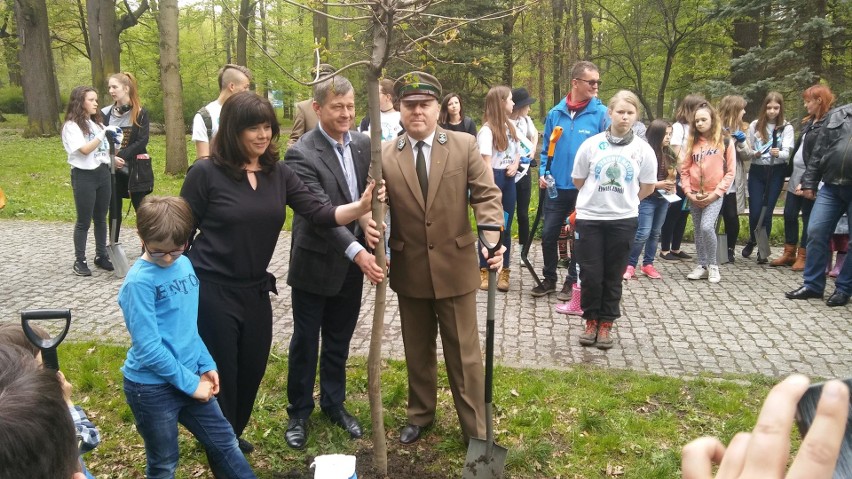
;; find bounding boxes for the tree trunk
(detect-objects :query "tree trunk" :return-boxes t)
[152,0,187,174]
[14,0,61,137]
[313,3,329,61]
[805,0,826,81]
[223,0,233,63]
[236,0,254,66]
[582,6,593,60]
[501,6,515,86]
[551,0,564,104]
[0,18,22,86]
[87,0,120,99]
[75,0,91,59]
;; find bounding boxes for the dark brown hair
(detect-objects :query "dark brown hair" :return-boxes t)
[755,91,786,142]
[0,344,80,479]
[439,92,465,125]
[211,91,281,179]
[0,322,46,358]
[64,86,101,136]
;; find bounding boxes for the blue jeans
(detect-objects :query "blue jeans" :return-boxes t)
[123,378,256,479]
[628,195,669,267]
[541,188,579,282]
[803,184,852,295]
[747,164,786,244]
[479,169,516,268]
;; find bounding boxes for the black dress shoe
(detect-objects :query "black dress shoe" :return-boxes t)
[785,286,824,300]
[285,418,309,450]
[826,291,851,307]
[400,424,426,444]
[742,242,755,258]
[324,407,362,439]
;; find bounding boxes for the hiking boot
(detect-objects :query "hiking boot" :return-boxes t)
[530,277,557,297]
[596,322,614,350]
[770,244,796,267]
[479,268,489,290]
[622,265,635,280]
[556,280,573,301]
[707,264,721,283]
[73,260,92,277]
[579,320,598,346]
[497,268,510,292]
[742,242,755,258]
[791,247,806,271]
[641,264,662,279]
[94,255,114,271]
[687,265,708,280]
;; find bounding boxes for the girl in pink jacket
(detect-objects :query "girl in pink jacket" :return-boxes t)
[681,103,736,283]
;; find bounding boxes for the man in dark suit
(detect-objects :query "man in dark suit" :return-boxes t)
[284,74,384,450]
[382,72,505,445]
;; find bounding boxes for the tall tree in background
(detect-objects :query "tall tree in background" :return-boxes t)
[87,0,149,97]
[235,0,254,65]
[151,0,186,173]
[0,2,22,86]
[13,0,60,136]
[312,2,328,60]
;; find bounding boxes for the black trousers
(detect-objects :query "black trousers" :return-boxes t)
[109,189,150,242]
[287,263,363,419]
[660,185,689,251]
[516,173,532,246]
[197,279,273,437]
[575,217,638,322]
[720,193,740,251]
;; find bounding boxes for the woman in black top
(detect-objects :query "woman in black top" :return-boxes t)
[180,92,376,450]
[102,72,152,241]
[439,92,477,136]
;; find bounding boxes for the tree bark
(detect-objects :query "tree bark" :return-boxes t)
[551,0,564,104]
[0,16,22,86]
[14,0,61,136]
[87,0,119,99]
[313,2,329,61]
[152,0,187,174]
[236,0,254,66]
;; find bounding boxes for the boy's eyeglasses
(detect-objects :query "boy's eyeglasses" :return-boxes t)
[574,78,603,87]
[144,242,188,258]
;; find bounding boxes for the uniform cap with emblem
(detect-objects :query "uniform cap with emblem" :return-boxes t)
[395,71,442,103]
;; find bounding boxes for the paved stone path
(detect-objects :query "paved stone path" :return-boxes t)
[1,220,849,379]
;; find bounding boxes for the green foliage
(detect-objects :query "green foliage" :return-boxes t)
[0,86,25,114]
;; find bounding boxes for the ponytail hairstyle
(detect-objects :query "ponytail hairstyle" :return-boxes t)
[108,72,142,127]
[64,86,101,136]
[685,103,724,154]
[482,85,517,152]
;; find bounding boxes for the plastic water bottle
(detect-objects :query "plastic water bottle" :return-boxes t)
[545,173,557,199]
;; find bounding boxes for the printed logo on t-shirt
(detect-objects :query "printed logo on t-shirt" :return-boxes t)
[594,155,635,194]
[598,141,608,150]
[155,274,199,301]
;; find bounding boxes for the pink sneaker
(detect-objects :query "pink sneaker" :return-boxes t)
[623,265,635,280]
[641,264,662,279]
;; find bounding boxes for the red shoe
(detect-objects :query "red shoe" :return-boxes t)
[641,264,662,279]
[623,265,635,280]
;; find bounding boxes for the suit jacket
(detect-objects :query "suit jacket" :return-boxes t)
[286,128,371,296]
[288,99,319,146]
[383,128,503,299]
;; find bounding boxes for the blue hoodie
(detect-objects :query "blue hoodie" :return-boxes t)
[539,96,610,189]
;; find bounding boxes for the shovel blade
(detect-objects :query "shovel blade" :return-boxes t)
[462,437,508,479]
[108,244,130,278]
[756,229,771,261]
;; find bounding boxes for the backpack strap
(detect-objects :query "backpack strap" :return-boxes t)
[197,107,213,140]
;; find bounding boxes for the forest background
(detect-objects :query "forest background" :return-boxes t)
[1,0,850,172]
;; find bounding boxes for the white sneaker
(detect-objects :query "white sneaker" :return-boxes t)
[708,264,721,283]
[687,265,708,280]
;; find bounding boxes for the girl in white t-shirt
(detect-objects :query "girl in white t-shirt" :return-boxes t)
[477,86,520,292]
[61,86,123,277]
[571,90,658,350]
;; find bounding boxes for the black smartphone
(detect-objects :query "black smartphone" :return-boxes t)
[794,378,852,479]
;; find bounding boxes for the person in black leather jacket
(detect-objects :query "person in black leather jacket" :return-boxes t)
[786,103,852,307]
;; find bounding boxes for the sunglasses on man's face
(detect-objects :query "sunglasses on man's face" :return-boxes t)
[144,242,188,258]
[574,78,603,87]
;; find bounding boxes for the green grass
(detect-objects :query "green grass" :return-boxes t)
[57,341,783,478]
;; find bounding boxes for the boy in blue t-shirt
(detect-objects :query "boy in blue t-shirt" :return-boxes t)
[119,196,255,478]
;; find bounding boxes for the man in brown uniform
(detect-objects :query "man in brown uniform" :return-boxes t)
[382,71,505,444]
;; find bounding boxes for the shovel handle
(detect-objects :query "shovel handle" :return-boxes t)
[20,309,71,371]
[477,224,503,407]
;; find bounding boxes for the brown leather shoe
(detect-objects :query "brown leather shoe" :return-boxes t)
[497,268,510,292]
[791,247,806,271]
[479,268,488,290]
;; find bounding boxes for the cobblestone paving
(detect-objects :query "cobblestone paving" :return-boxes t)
[1,220,849,379]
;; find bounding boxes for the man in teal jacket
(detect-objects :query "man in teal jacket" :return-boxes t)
[533,61,610,299]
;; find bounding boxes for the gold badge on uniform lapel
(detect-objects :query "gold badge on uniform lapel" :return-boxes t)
[437,132,448,145]
[397,137,406,151]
